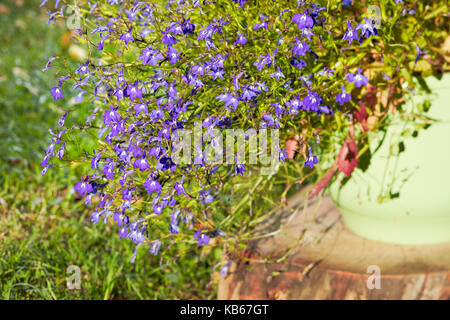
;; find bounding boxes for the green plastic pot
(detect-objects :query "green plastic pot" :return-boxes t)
[328,74,450,244]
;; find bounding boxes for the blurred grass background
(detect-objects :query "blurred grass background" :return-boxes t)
[0,0,219,299]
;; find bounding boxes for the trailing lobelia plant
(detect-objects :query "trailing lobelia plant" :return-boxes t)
[40,0,449,266]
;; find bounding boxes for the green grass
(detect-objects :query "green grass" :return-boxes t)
[0,1,219,299]
[0,170,219,300]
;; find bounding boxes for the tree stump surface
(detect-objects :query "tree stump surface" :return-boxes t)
[218,195,450,300]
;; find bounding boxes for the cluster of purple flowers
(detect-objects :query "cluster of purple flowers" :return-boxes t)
[40,0,377,260]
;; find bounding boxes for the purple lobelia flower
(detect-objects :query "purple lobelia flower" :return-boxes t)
[75,60,90,75]
[278,148,288,163]
[74,91,85,104]
[347,68,369,88]
[232,0,247,6]
[234,32,247,45]
[40,154,50,167]
[241,85,258,101]
[415,45,426,66]
[56,142,65,159]
[161,31,177,46]
[342,20,358,44]
[58,112,68,127]
[220,261,231,276]
[301,28,314,41]
[174,176,186,195]
[318,67,335,78]
[143,178,161,195]
[113,85,125,101]
[168,81,177,99]
[290,57,307,70]
[231,72,243,90]
[220,93,239,110]
[153,201,165,216]
[253,53,271,71]
[118,226,128,239]
[170,216,180,234]
[46,10,57,25]
[120,27,134,44]
[270,67,285,81]
[253,14,269,30]
[302,91,322,112]
[292,37,310,56]
[104,107,121,126]
[149,240,161,256]
[192,63,207,77]
[150,109,164,122]
[235,157,246,176]
[212,53,227,69]
[114,213,129,228]
[208,68,225,80]
[342,0,353,7]
[41,164,54,176]
[128,227,145,244]
[335,85,351,106]
[140,47,163,66]
[134,102,148,115]
[90,211,101,225]
[180,17,195,35]
[210,228,225,238]
[149,53,165,66]
[122,188,134,201]
[167,23,183,36]
[286,96,302,114]
[356,17,377,40]
[156,155,176,171]
[193,229,210,246]
[166,46,180,65]
[304,147,318,169]
[149,145,163,159]
[134,157,150,172]
[127,82,143,101]
[91,150,102,170]
[170,209,181,230]
[97,39,104,51]
[158,126,171,139]
[292,12,314,29]
[120,169,134,186]
[103,161,115,180]
[74,177,94,196]
[203,194,214,204]
[51,86,64,100]
[42,56,56,72]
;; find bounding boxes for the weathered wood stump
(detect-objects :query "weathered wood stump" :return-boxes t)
[218,195,450,300]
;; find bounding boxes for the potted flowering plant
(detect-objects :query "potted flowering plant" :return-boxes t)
[40,0,449,272]
[325,3,450,244]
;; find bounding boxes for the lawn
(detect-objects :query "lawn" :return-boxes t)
[0,0,219,300]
